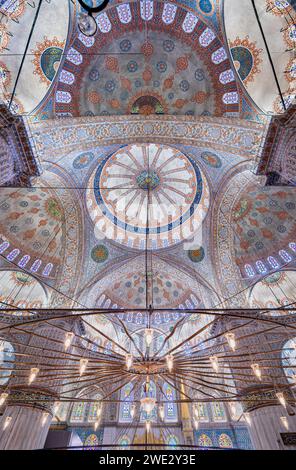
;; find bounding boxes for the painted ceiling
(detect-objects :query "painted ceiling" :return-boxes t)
[1,0,294,119]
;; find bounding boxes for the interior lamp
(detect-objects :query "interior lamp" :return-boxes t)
[276,392,287,408]
[166,354,174,372]
[0,393,8,407]
[79,358,88,376]
[209,355,219,372]
[159,405,165,421]
[3,416,12,430]
[28,367,39,385]
[64,332,74,351]
[126,353,133,371]
[224,332,236,351]
[251,363,262,381]
[144,328,153,348]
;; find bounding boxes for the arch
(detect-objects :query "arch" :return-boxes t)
[218,433,233,448]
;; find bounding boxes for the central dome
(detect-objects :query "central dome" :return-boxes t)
[86,143,210,249]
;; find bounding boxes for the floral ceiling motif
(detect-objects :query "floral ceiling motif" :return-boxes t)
[86,143,210,249]
[54,1,240,118]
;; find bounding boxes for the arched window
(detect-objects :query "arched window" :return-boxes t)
[140,380,157,422]
[119,382,134,423]
[218,433,233,448]
[163,382,178,422]
[211,402,226,422]
[194,402,209,422]
[282,337,296,384]
[198,433,213,447]
[84,434,99,449]
[70,401,88,423]
[70,393,102,423]
[0,340,14,385]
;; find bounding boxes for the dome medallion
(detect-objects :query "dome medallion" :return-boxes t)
[86,144,210,249]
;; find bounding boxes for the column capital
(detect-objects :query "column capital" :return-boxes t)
[5,386,59,414]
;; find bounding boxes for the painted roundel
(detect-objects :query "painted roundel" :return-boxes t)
[86,144,210,250]
[200,151,222,168]
[73,152,95,169]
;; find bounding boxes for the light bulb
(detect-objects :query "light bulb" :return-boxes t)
[159,405,165,421]
[146,420,151,433]
[166,354,174,373]
[126,354,133,371]
[3,416,11,430]
[79,358,88,376]
[251,363,261,381]
[280,416,289,430]
[77,12,97,37]
[244,412,251,425]
[28,367,39,385]
[94,419,100,431]
[276,392,286,408]
[130,404,136,419]
[64,332,74,351]
[145,329,153,347]
[53,402,60,415]
[224,332,236,351]
[41,412,49,427]
[0,392,8,407]
[210,356,219,372]
[193,419,199,430]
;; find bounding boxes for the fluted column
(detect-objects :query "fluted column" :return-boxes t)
[0,388,56,450]
[241,388,296,450]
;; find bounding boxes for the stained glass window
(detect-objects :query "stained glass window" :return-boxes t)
[164,382,177,422]
[218,433,233,448]
[84,434,99,450]
[211,402,226,422]
[119,382,134,422]
[88,402,101,422]
[195,402,209,422]
[198,433,213,447]
[70,401,88,422]
[42,263,53,276]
